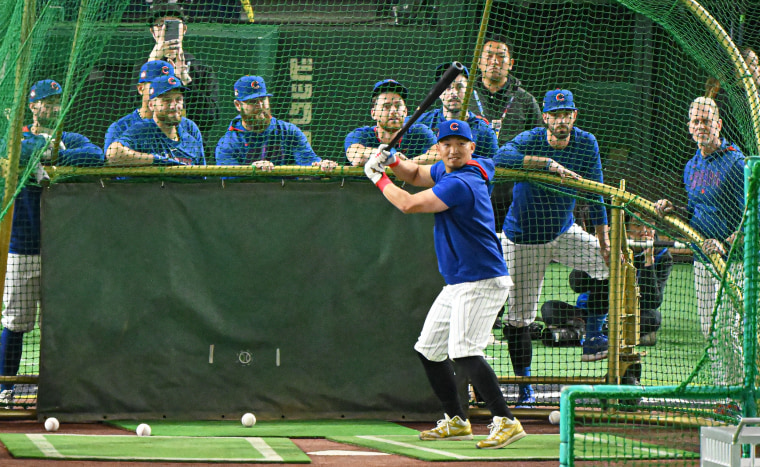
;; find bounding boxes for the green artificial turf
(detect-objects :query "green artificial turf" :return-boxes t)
[327,433,698,462]
[108,418,420,437]
[0,433,310,463]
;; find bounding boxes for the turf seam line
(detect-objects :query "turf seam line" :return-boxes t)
[26,434,63,458]
[356,435,473,460]
[246,437,284,462]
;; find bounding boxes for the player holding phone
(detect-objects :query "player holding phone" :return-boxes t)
[145,1,219,153]
[364,120,526,449]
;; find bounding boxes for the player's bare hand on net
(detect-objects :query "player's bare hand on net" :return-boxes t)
[653,199,673,217]
[702,238,726,256]
[547,160,581,181]
[312,159,338,172]
[252,160,275,172]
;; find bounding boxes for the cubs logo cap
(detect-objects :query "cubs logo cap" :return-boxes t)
[29,79,62,103]
[139,60,175,83]
[372,79,408,100]
[434,62,469,82]
[148,75,188,99]
[436,119,474,142]
[234,76,273,101]
[543,89,577,112]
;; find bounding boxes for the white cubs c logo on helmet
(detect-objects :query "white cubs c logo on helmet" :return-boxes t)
[556,93,565,102]
[51,82,60,91]
[162,66,170,75]
[168,77,177,85]
[450,122,459,131]
[251,81,260,89]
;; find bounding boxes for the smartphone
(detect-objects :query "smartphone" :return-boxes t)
[164,19,181,42]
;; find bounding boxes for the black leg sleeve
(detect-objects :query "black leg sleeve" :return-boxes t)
[416,352,466,420]
[502,324,532,373]
[454,356,514,419]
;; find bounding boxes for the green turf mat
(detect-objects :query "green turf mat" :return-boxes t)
[327,433,699,461]
[0,434,310,463]
[108,419,420,437]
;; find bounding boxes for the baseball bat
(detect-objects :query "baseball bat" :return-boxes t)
[627,239,689,249]
[386,61,464,151]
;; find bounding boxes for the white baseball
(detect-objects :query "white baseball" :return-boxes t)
[44,417,59,432]
[549,410,561,425]
[136,423,152,436]
[241,412,256,427]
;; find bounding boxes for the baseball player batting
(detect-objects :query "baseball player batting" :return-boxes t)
[364,119,526,449]
[492,89,610,406]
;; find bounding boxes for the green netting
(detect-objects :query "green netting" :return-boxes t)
[0,0,759,463]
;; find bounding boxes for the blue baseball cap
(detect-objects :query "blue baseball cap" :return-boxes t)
[436,119,474,142]
[139,60,175,83]
[434,62,469,81]
[29,79,62,103]
[234,76,272,101]
[372,79,408,100]
[149,75,188,99]
[543,89,578,112]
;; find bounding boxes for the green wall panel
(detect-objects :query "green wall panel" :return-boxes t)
[38,181,442,421]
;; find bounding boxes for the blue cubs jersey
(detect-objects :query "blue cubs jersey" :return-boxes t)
[494,126,607,244]
[683,139,744,241]
[215,116,320,166]
[116,118,205,166]
[104,109,149,150]
[417,109,498,159]
[430,158,508,285]
[343,124,436,164]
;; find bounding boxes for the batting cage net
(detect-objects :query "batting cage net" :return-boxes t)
[1,0,760,463]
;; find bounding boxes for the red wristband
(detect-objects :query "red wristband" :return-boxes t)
[375,173,393,192]
[388,158,401,168]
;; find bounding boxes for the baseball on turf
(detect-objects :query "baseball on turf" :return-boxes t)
[241,412,256,427]
[549,410,561,425]
[136,423,152,437]
[44,417,59,432]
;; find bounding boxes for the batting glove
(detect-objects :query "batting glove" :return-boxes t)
[376,144,401,168]
[364,154,392,192]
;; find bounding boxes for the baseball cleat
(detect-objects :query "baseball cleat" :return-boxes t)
[477,416,527,449]
[419,414,473,441]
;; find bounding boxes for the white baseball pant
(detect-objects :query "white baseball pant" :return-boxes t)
[414,275,511,361]
[2,253,41,333]
[501,223,609,327]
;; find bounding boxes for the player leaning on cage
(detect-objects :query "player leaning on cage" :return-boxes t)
[106,74,205,166]
[0,80,104,407]
[215,75,337,172]
[344,79,437,166]
[654,96,745,339]
[417,63,499,160]
[493,89,610,406]
[104,59,175,149]
[363,120,526,449]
